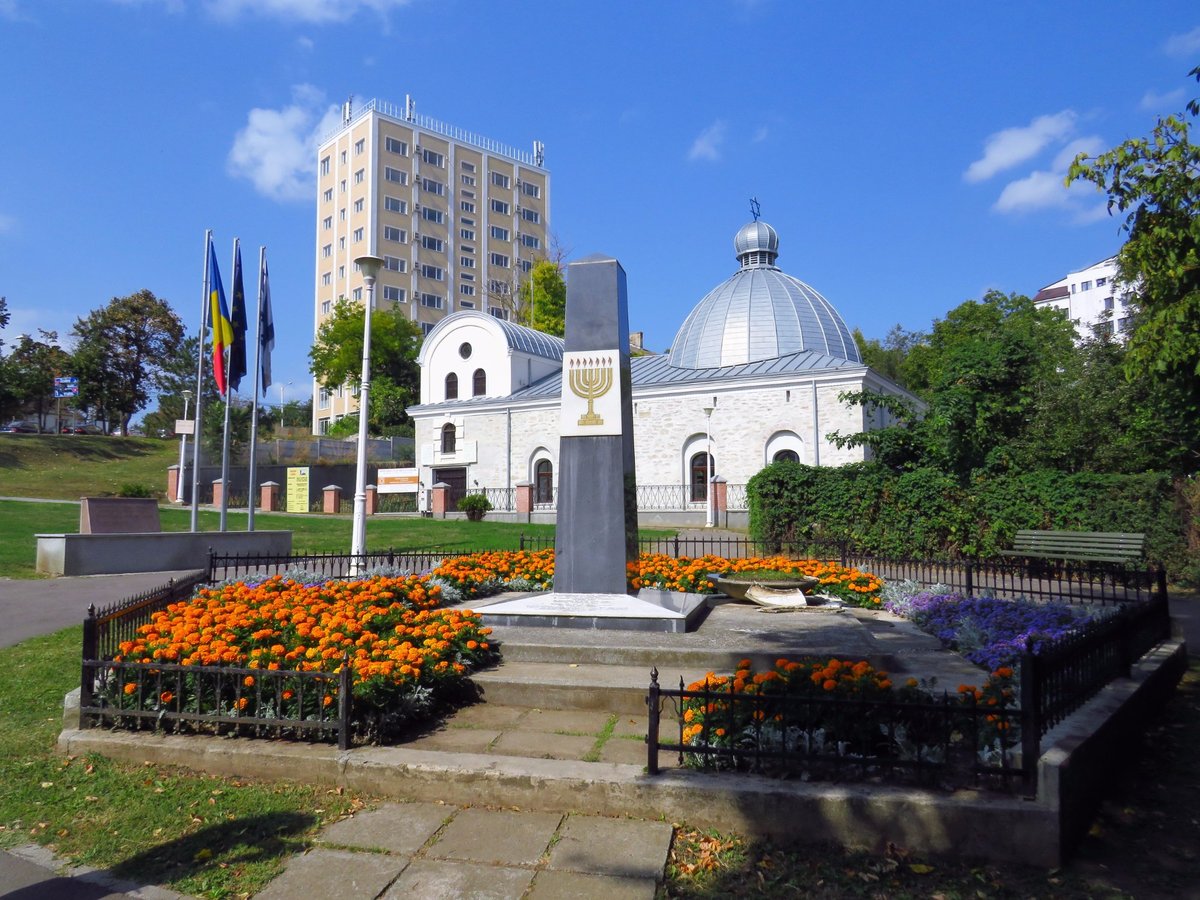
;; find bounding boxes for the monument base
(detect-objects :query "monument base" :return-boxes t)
[475,589,710,633]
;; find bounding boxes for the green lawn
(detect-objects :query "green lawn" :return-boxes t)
[0,435,178,501]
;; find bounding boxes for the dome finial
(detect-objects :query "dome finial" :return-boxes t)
[750,196,761,221]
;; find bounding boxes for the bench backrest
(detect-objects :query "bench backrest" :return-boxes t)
[1011,529,1144,563]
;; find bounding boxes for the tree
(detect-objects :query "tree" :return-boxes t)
[516,259,567,336]
[140,336,219,440]
[308,299,422,434]
[71,290,185,435]
[6,330,71,431]
[851,324,925,388]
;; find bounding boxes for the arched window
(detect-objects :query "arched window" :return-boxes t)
[689,452,713,503]
[444,372,458,400]
[440,423,456,454]
[472,368,486,396]
[535,459,554,504]
[773,449,800,464]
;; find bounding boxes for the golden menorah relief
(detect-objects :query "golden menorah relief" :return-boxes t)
[568,355,614,426]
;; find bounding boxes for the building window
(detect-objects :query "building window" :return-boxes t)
[1118,316,1133,332]
[421,322,435,336]
[1096,276,1107,287]
[384,255,405,272]
[340,208,346,221]
[321,299,331,315]
[422,207,445,224]
[318,388,330,409]
[421,148,444,167]
[461,200,476,214]
[490,226,510,241]
[321,244,332,258]
[462,174,476,187]
[521,208,540,224]
[384,226,406,243]
[773,449,800,464]
[460,284,475,296]
[1104,297,1114,311]
[320,156,330,175]
[322,216,332,230]
[535,459,553,504]
[440,423,456,453]
[421,292,443,309]
[488,306,508,320]
[490,199,510,215]
[522,181,541,198]
[321,272,331,286]
[354,168,365,184]
[422,178,444,195]
[385,136,407,155]
[459,300,475,309]
[445,373,458,400]
[338,265,345,279]
[491,171,510,189]
[340,150,347,164]
[384,196,406,214]
[460,256,475,268]
[472,368,486,396]
[339,179,346,193]
[518,259,532,273]
[489,252,509,268]
[488,279,510,296]
[352,227,364,242]
[460,228,475,241]
[421,264,445,281]
[461,189,476,200]
[352,287,362,301]
[1093,321,1114,337]
[338,237,345,250]
[354,138,365,155]
[354,198,364,213]
[318,417,330,434]
[461,273,474,282]
[461,161,476,173]
[323,188,333,202]
[689,452,713,502]
[521,234,540,248]
[421,235,444,252]
[384,167,407,184]
[383,286,405,302]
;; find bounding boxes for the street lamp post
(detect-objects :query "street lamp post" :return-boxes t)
[277,381,293,427]
[176,389,193,504]
[702,405,715,528]
[350,255,384,574]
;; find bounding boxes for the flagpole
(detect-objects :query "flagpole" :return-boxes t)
[219,238,237,532]
[190,230,211,533]
[246,245,266,533]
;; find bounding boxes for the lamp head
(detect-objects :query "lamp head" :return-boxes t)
[354,254,385,282]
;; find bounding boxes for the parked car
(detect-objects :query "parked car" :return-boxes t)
[1,421,38,433]
[60,424,102,435]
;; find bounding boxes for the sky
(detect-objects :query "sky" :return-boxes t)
[1,0,1198,411]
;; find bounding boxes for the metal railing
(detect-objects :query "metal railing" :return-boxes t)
[206,548,472,583]
[635,484,698,511]
[84,573,208,662]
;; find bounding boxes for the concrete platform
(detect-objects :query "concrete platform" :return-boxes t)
[474,588,710,633]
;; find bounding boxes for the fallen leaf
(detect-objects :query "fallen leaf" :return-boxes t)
[40,782,53,789]
[909,863,935,875]
[194,848,212,862]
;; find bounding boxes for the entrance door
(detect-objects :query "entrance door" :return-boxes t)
[432,467,467,511]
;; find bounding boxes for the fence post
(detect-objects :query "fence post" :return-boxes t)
[646,667,661,775]
[519,533,526,552]
[338,654,352,752]
[1117,605,1134,678]
[1019,641,1040,794]
[80,605,98,727]
[1156,567,1168,605]
[965,560,974,598]
[207,547,215,582]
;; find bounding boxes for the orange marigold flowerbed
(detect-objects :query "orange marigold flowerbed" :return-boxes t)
[112,574,498,736]
[676,658,1022,782]
[430,550,883,607]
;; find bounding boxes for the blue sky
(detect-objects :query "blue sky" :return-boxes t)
[1,0,1197,409]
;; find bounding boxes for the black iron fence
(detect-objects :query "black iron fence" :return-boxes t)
[206,548,482,583]
[84,573,209,662]
[79,657,352,750]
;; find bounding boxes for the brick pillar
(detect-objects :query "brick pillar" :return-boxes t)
[431,482,449,519]
[366,484,378,516]
[712,476,728,528]
[211,479,224,509]
[515,482,534,515]
[322,485,342,514]
[260,481,280,512]
[167,466,180,503]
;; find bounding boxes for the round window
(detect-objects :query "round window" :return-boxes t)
[458,342,472,359]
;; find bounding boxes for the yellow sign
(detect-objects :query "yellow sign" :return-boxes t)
[285,467,310,513]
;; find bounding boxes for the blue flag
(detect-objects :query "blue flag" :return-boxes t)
[258,251,275,396]
[228,241,248,393]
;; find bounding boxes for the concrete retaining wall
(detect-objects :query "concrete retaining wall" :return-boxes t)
[36,530,292,576]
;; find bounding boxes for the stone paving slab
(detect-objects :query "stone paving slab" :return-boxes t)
[381,858,535,899]
[612,713,649,737]
[597,735,675,768]
[547,815,674,880]
[425,809,563,866]
[405,728,500,753]
[527,869,657,899]
[513,707,613,735]
[489,730,597,760]
[316,801,450,854]
[254,848,405,900]
[443,703,531,729]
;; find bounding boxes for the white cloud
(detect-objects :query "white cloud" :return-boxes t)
[688,121,726,162]
[107,0,186,12]
[1051,135,1106,171]
[994,171,1071,214]
[205,0,410,24]
[752,125,769,143]
[1164,25,1200,56]
[296,35,314,51]
[0,0,28,21]
[227,85,340,202]
[963,111,1077,183]
[1140,87,1186,111]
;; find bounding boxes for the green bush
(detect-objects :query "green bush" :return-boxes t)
[457,493,493,520]
[116,482,155,499]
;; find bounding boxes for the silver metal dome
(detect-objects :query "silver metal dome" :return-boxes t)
[668,221,862,369]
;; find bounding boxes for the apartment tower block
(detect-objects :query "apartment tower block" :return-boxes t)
[313,96,550,432]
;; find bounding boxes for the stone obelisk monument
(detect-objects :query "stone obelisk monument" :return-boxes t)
[478,254,708,631]
[554,255,638,593]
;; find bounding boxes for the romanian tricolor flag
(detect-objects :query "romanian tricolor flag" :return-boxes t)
[207,239,234,397]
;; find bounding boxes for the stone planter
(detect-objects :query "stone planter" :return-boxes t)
[713,574,820,601]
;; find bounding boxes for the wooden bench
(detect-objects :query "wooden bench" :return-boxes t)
[1002,530,1145,565]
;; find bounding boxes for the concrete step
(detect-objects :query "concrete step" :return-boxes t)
[472,661,711,715]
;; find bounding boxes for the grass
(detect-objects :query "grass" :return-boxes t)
[0,626,365,898]
[0,435,178,501]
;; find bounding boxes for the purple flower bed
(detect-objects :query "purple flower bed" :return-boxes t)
[884,591,1093,671]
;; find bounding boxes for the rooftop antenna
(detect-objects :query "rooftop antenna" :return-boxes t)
[750,197,761,221]
[342,95,353,125]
